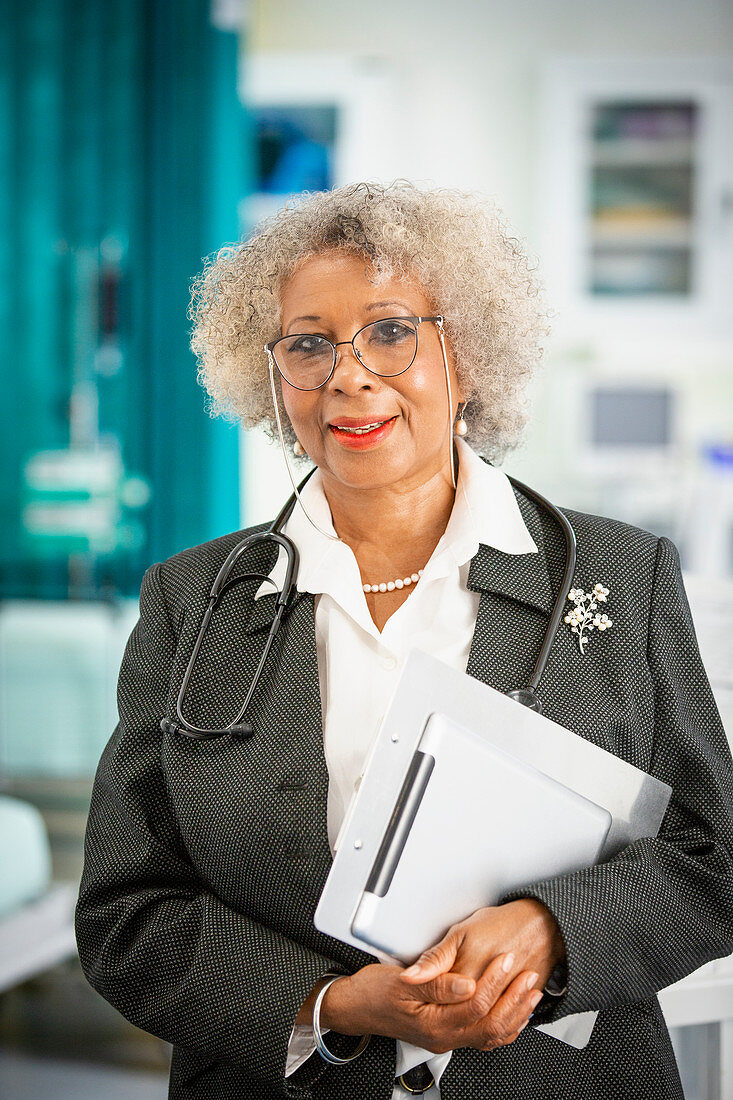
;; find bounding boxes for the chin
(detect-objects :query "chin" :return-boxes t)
[322,450,408,491]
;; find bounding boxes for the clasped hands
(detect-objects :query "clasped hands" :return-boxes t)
[322,898,566,1055]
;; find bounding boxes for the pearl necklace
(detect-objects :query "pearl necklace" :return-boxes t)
[363,569,424,594]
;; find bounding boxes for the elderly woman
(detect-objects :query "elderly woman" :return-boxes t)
[75,180,733,1100]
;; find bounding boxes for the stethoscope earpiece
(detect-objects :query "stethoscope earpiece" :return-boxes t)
[160,716,255,741]
[230,722,255,741]
[506,688,543,713]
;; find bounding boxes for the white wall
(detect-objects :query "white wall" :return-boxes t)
[242,0,733,545]
[250,0,733,241]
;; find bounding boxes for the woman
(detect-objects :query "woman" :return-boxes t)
[75,180,733,1099]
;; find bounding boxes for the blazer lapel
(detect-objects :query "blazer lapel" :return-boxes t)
[465,488,562,695]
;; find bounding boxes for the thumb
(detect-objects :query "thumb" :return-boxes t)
[400,932,459,983]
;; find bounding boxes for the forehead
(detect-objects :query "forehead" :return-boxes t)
[279,250,433,316]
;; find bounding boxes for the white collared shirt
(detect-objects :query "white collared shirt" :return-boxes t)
[254,436,538,1096]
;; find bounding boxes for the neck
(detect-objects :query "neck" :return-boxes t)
[321,450,458,581]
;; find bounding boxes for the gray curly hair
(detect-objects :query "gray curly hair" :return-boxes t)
[189,179,553,462]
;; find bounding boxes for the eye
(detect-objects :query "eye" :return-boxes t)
[285,334,331,357]
[367,319,414,344]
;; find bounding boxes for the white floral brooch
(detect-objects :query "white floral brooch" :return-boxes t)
[564,583,613,654]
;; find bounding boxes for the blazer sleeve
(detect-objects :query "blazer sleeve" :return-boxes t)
[500,535,733,1024]
[74,562,347,1098]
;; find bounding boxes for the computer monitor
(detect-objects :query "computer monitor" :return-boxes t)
[580,383,679,475]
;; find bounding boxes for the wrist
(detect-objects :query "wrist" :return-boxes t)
[314,975,372,1065]
[321,973,361,1035]
[295,975,337,1027]
[520,897,565,967]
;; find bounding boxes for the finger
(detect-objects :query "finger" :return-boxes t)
[478,977,543,1049]
[407,971,477,1004]
[441,953,516,1028]
[400,932,462,983]
[495,1022,526,1047]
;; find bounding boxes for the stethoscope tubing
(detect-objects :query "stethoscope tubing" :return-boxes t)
[504,475,577,711]
[161,468,575,739]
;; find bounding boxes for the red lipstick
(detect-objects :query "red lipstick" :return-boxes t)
[328,415,398,450]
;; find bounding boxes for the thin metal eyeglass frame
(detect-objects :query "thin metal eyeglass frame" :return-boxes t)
[263,315,444,391]
[263,312,454,543]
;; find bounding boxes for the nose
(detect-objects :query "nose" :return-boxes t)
[333,339,365,364]
[328,340,375,392]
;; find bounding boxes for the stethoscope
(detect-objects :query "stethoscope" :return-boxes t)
[159,469,576,742]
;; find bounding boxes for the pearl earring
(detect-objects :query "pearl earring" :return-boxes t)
[293,439,305,457]
[454,403,468,437]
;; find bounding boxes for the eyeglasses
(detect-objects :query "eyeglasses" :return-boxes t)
[264,315,444,391]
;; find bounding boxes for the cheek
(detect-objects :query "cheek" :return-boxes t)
[282,389,319,439]
[402,363,451,427]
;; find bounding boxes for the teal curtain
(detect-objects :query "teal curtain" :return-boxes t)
[0,0,246,598]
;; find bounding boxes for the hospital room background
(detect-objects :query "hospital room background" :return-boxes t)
[1,0,732,1096]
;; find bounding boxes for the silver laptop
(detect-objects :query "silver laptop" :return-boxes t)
[314,649,672,1050]
[350,712,612,961]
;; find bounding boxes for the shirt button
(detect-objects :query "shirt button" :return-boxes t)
[381,654,398,670]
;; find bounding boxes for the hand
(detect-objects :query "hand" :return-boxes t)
[321,959,545,1055]
[398,899,565,1006]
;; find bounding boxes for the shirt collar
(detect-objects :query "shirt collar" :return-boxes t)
[254,437,537,604]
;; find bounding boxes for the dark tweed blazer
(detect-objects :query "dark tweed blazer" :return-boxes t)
[75,480,733,1100]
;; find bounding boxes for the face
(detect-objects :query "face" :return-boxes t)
[275,250,464,494]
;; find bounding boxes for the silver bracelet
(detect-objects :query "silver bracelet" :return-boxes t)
[312,974,371,1065]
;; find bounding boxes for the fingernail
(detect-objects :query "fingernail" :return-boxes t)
[451,977,473,995]
[529,990,543,1009]
[403,965,421,978]
[501,953,515,973]
[524,972,539,992]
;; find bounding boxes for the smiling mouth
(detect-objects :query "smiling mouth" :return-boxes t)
[329,416,398,436]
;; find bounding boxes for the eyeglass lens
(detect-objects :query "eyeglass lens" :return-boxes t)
[272,318,418,389]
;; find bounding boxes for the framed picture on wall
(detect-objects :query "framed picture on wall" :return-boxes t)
[240,52,396,237]
[238,53,397,527]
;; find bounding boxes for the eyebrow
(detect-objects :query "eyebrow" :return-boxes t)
[285,300,414,333]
